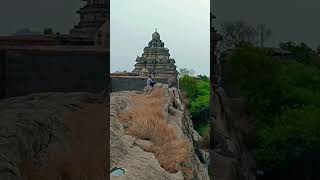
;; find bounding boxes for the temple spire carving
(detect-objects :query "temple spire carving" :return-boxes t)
[132,30,178,83]
[70,0,108,41]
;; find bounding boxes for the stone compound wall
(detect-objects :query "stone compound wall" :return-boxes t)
[111,76,169,92]
[0,47,108,98]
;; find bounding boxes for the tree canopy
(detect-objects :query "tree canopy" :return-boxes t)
[223,44,320,179]
[220,21,272,49]
[179,74,210,135]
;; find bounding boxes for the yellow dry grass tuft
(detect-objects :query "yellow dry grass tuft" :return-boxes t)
[151,140,190,172]
[118,88,191,173]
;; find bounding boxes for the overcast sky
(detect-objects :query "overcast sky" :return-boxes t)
[0,0,83,35]
[211,0,320,48]
[1,1,319,74]
[111,0,210,76]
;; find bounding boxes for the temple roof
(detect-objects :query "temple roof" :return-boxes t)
[147,29,165,48]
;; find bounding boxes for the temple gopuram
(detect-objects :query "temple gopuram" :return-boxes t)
[111,30,178,92]
[70,0,108,44]
[132,29,178,80]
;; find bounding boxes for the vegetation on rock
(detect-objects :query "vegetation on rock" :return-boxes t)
[223,44,320,179]
[179,73,210,137]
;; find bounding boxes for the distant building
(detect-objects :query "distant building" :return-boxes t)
[132,29,178,81]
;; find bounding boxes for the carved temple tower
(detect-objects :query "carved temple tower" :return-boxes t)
[70,0,108,42]
[132,30,178,83]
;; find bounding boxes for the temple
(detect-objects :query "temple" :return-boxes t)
[70,0,108,41]
[111,30,178,92]
[132,29,178,81]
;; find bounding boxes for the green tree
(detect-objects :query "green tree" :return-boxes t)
[224,44,320,178]
[279,41,317,63]
[220,21,272,49]
[180,75,210,132]
[179,68,195,77]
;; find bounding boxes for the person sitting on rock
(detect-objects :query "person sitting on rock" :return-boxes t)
[147,75,156,87]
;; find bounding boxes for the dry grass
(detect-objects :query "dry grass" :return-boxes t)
[119,88,191,173]
[151,140,190,172]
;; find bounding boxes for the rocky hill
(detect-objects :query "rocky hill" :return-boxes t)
[110,84,209,180]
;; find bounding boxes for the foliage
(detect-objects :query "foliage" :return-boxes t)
[220,21,272,49]
[178,68,195,77]
[279,41,317,63]
[254,106,320,173]
[180,75,210,131]
[256,24,272,47]
[224,44,320,178]
[197,122,210,137]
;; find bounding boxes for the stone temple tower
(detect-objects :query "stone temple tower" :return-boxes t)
[70,0,108,41]
[132,29,178,82]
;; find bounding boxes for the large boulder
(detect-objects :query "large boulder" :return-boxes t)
[0,92,108,180]
[110,91,184,180]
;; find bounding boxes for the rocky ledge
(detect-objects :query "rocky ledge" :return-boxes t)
[110,84,209,180]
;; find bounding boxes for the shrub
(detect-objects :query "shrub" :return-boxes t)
[180,75,210,130]
[224,45,320,178]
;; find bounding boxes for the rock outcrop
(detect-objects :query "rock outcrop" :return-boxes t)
[0,84,209,180]
[210,87,257,180]
[110,84,209,180]
[0,92,108,180]
[210,13,257,179]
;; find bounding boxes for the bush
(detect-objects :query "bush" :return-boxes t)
[180,75,210,132]
[224,45,320,178]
